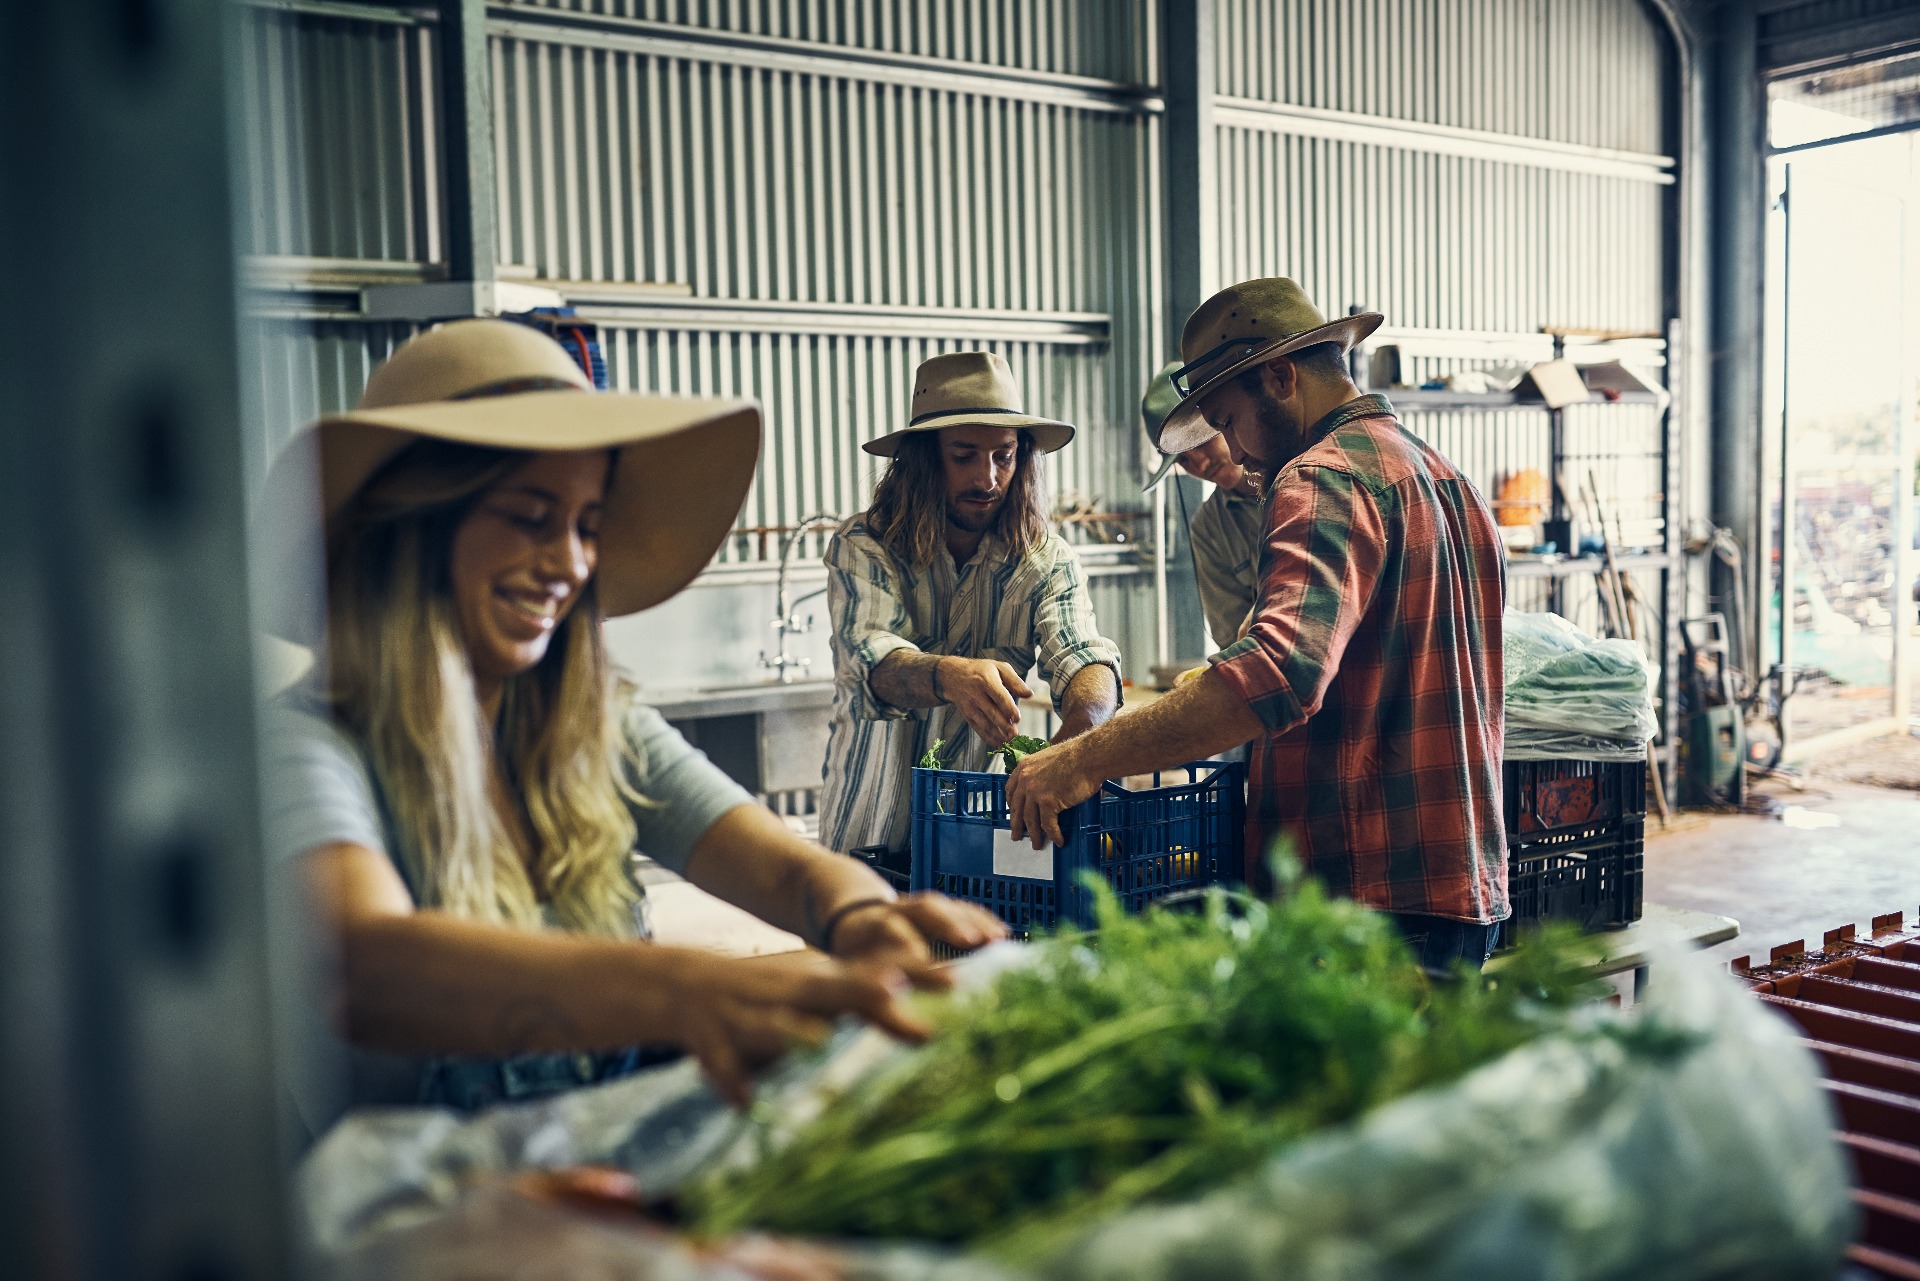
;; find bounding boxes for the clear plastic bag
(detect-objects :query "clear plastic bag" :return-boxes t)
[1504,612,1659,757]
[1023,950,1851,1281]
[1501,730,1649,762]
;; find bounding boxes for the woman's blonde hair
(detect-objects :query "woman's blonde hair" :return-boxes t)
[322,439,643,936]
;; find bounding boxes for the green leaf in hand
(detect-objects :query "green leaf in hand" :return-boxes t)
[993,735,1050,770]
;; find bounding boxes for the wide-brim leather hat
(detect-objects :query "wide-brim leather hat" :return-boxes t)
[1156,278,1382,455]
[257,318,761,642]
[863,351,1074,456]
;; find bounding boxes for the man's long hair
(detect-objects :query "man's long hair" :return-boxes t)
[865,430,1051,566]
[320,439,646,936]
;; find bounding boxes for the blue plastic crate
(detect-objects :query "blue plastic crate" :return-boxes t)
[909,760,1245,936]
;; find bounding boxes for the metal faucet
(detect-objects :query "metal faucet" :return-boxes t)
[761,512,843,683]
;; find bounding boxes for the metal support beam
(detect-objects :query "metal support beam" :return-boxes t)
[1162,0,1216,345]
[1760,11,1920,76]
[1213,97,1676,184]
[490,4,1163,114]
[0,2,287,1278]
[1771,115,1920,156]
[1706,0,1771,679]
[441,0,496,289]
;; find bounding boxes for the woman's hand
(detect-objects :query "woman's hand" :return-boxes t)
[936,656,1030,746]
[826,894,1008,975]
[659,949,930,1108]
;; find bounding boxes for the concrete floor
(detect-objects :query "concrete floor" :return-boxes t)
[1643,734,1920,968]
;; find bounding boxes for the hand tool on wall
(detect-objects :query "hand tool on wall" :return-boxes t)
[1585,470,1671,826]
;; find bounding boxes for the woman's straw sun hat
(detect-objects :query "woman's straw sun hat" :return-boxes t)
[258,318,761,641]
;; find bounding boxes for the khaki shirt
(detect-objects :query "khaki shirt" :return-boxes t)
[1189,485,1266,651]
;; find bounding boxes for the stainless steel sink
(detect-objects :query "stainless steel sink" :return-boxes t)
[697,679,831,695]
[644,678,835,721]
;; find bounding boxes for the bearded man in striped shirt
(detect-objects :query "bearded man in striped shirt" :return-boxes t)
[1007,280,1511,971]
[818,352,1124,858]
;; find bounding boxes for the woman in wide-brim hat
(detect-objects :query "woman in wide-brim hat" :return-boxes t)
[261,319,1002,1122]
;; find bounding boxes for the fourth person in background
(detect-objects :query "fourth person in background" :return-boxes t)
[1143,360,1269,651]
[817,351,1124,856]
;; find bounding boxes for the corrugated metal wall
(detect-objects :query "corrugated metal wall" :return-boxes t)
[506,0,1159,80]
[482,8,1163,563]
[238,0,1678,670]
[1216,0,1662,149]
[240,0,1165,588]
[1209,0,1674,631]
[236,5,441,264]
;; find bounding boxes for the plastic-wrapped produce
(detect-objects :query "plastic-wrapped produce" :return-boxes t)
[1029,948,1850,1281]
[299,941,1848,1281]
[1504,612,1658,761]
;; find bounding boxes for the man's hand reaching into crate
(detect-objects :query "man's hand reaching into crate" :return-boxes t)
[934,656,1030,746]
[1008,666,1261,848]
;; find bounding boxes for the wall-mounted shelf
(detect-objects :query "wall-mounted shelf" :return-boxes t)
[1356,322,1682,801]
[1387,388,1663,411]
[1506,551,1673,580]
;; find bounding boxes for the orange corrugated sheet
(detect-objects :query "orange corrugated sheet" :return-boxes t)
[1736,913,1920,1278]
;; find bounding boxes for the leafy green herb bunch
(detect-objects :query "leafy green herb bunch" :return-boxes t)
[689,869,1603,1262]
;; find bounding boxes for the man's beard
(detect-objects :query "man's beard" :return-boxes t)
[1253,398,1309,471]
[946,490,1004,534]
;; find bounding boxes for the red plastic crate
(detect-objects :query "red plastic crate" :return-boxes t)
[1503,758,1645,847]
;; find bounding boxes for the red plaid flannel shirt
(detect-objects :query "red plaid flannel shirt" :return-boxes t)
[1209,396,1509,923]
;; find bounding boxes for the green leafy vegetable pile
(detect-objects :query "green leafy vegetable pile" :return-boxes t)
[687,874,1611,1263]
[917,739,949,769]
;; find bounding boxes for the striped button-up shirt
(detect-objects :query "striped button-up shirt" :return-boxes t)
[818,516,1122,854]
[1209,395,1509,923]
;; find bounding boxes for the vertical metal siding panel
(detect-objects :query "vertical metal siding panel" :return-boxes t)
[758,70,782,300]
[877,82,900,306]
[683,61,710,296]
[910,87,933,308]
[983,96,1005,312]
[584,46,609,280]
[510,40,537,269]
[413,28,442,264]
[930,90,952,309]
[820,75,845,303]
[642,56,668,285]
[610,50,633,281]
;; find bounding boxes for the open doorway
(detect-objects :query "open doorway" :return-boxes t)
[1763,55,1920,763]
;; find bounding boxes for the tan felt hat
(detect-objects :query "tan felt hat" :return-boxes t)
[257,319,761,641]
[863,351,1074,456]
[1156,278,1382,455]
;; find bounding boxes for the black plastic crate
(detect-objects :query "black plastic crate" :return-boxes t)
[909,760,1244,938]
[849,844,911,894]
[1503,758,1646,849]
[1497,821,1645,948]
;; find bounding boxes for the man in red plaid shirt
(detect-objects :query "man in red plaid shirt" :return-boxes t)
[1008,277,1510,969]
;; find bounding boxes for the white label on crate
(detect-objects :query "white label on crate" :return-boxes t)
[992,828,1054,880]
